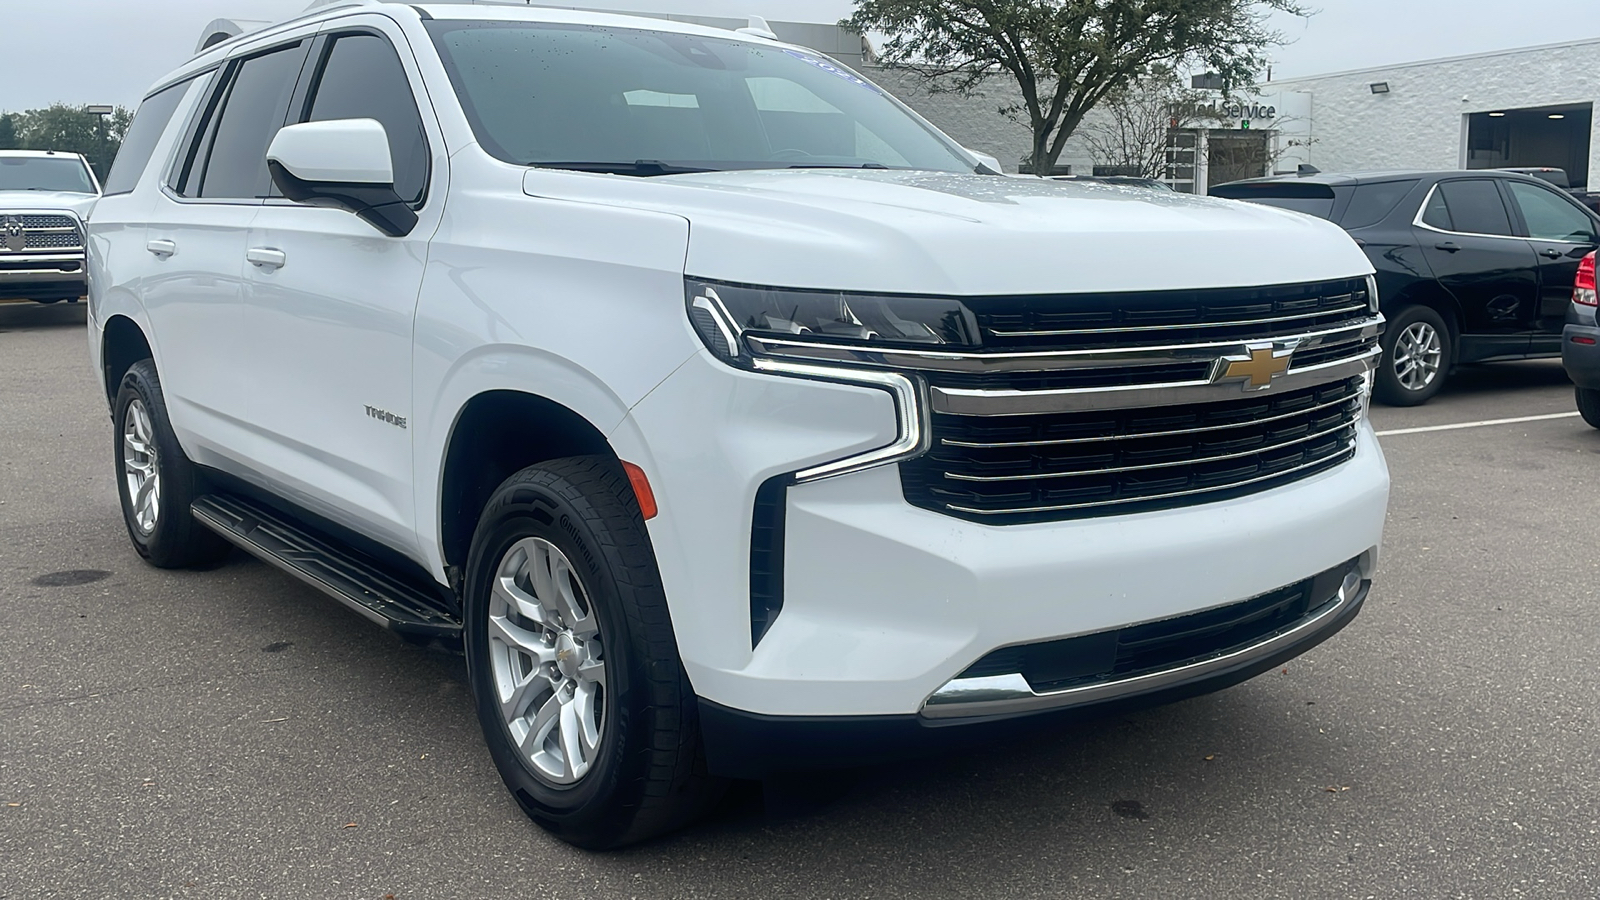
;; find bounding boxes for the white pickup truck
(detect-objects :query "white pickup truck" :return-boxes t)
[0,150,98,303]
[88,1,1390,848]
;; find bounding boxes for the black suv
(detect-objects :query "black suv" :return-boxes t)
[1212,171,1600,404]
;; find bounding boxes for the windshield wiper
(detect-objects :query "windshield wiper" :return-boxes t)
[786,163,892,170]
[532,160,717,177]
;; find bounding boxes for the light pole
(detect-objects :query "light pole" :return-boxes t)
[86,105,113,180]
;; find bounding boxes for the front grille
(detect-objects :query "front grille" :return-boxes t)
[958,560,1358,692]
[19,214,76,229]
[24,231,82,250]
[969,277,1372,351]
[902,377,1364,524]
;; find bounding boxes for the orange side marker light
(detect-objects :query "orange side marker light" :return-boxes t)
[621,461,658,520]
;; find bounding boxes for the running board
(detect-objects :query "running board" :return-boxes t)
[191,494,462,641]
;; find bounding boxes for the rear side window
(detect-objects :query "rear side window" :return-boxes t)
[1339,180,1418,230]
[1208,182,1337,220]
[1434,180,1514,236]
[302,33,430,205]
[187,43,308,199]
[104,79,195,196]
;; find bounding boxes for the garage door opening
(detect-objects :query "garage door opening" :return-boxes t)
[1466,103,1593,189]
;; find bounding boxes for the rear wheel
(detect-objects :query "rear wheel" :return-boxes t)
[113,359,231,568]
[1376,305,1452,406]
[1577,387,1600,429]
[463,456,723,849]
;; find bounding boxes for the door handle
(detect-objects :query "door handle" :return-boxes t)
[1541,248,1565,259]
[146,239,176,258]
[246,247,287,270]
[1435,242,1461,253]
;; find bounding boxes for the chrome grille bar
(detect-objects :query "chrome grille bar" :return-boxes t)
[986,303,1369,338]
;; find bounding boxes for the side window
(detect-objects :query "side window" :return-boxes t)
[1420,187,1452,230]
[302,33,429,205]
[1340,180,1418,230]
[1507,181,1598,243]
[187,43,307,200]
[1436,180,1513,236]
[103,79,195,196]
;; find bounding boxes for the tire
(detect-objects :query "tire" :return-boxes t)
[463,456,724,849]
[1375,305,1452,406]
[113,359,232,568]
[1577,387,1600,429]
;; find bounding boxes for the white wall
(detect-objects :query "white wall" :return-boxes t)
[1266,39,1600,186]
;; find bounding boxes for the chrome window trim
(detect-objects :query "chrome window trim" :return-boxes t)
[920,572,1367,719]
[1412,180,1524,242]
[930,348,1380,416]
[748,357,931,484]
[745,316,1383,375]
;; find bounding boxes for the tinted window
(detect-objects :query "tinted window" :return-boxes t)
[1340,180,1418,230]
[1421,188,1452,230]
[304,33,429,205]
[198,44,306,199]
[0,156,96,193]
[1507,181,1597,242]
[426,22,972,174]
[103,79,194,196]
[1208,182,1336,219]
[1436,180,1513,236]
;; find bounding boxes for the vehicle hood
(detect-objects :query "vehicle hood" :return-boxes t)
[522,168,1373,295]
[0,190,97,219]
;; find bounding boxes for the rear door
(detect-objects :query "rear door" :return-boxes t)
[1414,177,1541,357]
[1502,178,1600,341]
[140,39,309,466]
[237,19,444,551]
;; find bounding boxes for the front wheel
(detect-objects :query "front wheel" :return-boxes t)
[463,456,723,849]
[1375,305,1452,406]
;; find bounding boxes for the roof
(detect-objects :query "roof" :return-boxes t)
[1214,169,1556,189]
[0,150,88,160]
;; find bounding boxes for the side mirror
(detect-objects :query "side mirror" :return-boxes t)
[266,119,417,237]
[964,148,1004,175]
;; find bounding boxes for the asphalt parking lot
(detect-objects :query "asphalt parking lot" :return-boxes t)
[4,300,1599,899]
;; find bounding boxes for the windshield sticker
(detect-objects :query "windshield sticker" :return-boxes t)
[783,50,883,93]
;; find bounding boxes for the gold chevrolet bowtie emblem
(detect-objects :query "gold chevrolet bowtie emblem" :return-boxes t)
[1223,345,1292,389]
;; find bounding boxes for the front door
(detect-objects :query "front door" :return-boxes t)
[1503,178,1600,342]
[1414,178,1541,359]
[239,22,444,552]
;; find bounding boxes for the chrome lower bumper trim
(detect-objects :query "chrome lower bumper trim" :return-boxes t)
[920,570,1365,720]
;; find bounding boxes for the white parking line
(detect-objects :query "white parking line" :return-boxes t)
[1376,412,1582,437]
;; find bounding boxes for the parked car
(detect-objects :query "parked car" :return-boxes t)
[90,3,1389,848]
[1560,252,1600,424]
[0,150,99,303]
[1213,170,1600,404]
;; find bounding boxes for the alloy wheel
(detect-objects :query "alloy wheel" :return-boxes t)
[1393,321,1443,392]
[487,537,607,786]
[122,398,161,535]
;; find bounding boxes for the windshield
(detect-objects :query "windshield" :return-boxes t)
[0,156,97,193]
[425,21,976,175]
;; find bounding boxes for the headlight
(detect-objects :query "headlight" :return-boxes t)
[686,279,981,365]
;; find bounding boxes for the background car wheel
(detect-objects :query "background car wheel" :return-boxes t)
[1576,388,1600,429]
[464,456,724,849]
[113,359,232,568]
[1376,305,1452,406]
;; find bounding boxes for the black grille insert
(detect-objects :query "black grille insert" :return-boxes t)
[903,377,1364,523]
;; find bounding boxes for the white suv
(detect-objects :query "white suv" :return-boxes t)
[88,2,1390,848]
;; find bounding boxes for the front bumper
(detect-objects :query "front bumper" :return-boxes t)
[0,254,87,299]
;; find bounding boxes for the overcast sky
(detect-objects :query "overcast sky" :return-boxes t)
[1,0,1596,112]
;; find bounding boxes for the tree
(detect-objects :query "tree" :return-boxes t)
[1079,68,1222,180]
[0,115,18,151]
[843,0,1310,176]
[5,104,133,179]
